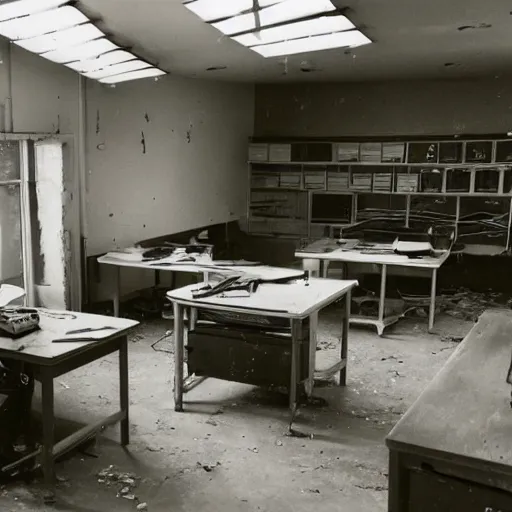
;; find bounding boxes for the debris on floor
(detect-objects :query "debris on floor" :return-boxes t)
[197,462,221,472]
[97,465,143,503]
[400,288,512,322]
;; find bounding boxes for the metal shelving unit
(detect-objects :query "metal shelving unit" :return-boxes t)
[247,139,512,252]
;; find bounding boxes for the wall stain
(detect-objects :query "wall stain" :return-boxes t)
[109,213,114,217]
[186,123,193,143]
[141,131,146,154]
[96,110,100,135]
[54,114,61,134]
[145,113,150,123]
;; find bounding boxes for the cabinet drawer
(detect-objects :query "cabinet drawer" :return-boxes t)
[408,468,512,512]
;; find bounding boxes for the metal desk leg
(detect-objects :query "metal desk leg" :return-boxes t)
[377,264,387,336]
[41,367,55,497]
[173,302,185,412]
[189,307,198,330]
[429,268,438,333]
[113,266,120,318]
[340,290,351,386]
[290,319,303,414]
[119,336,129,445]
[322,261,330,278]
[305,312,318,397]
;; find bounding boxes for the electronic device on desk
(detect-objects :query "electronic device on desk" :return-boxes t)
[0,308,40,338]
[393,238,433,258]
[427,226,455,252]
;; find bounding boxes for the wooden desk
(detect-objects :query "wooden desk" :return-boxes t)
[98,253,305,317]
[167,277,358,414]
[296,241,450,335]
[0,310,138,497]
[386,310,512,511]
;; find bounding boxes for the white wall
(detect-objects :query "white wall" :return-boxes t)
[10,45,79,134]
[85,76,254,256]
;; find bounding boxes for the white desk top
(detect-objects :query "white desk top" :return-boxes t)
[98,255,306,281]
[0,310,138,364]
[98,254,209,274]
[166,277,358,319]
[296,246,450,269]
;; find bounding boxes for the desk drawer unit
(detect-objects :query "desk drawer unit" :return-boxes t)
[187,323,310,388]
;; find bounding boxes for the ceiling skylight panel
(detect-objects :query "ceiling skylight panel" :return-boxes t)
[184,0,284,23]
[212,0,336,36]
[84,60,150,80]
[15,23,103,54]
[251,30,371,57]
[233,15,354,47]
[99,68,165,84]
[65,50,136,73]
[0,0,69,22]
[42,38,118,64]
[0,6,88,40]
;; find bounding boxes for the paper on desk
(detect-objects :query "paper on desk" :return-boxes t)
[104,247,145,262]
[0,285,25,307]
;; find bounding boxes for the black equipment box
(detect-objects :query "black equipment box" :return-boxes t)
[187,321,310,388]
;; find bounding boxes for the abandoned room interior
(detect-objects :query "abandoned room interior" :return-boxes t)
[0,0,512,510]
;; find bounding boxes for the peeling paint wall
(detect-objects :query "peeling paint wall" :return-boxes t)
[34,141,66,310]
[254,79,512,138]
[85,76,254,256]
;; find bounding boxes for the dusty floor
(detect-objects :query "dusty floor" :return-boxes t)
[0,304,474,512]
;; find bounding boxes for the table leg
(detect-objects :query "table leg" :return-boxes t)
[290,319,302,414]
[322,261,330,278]
[113,266,120,318]
[377,264,387,336]
[119,336,129,445]
[173,302,185,412]
[41,367,55,496]
[340,290,351,386]
[189,307,198,330]
[154,269,161,288]
[305,312,318,397]
[429,268,438,333]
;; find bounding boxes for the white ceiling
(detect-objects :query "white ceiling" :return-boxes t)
[78,0,512,82]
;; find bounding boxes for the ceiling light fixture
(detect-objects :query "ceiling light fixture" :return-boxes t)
[184,0,285,23]
[99,68,165,84]
[233,15,354,47]
[0,6,88,40]
[0,0,68,22]
[84,60,150,80]
[65,50,136,73]
[14,23,103,54]
[212,0,336,35]
[184,0,371,59]
[250,30,371,57]
[42,38,119,64]
[0,0,167,83]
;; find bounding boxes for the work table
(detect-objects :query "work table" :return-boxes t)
[386,309,512,511]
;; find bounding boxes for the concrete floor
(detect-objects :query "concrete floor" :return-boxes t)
[0,304,474,512]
